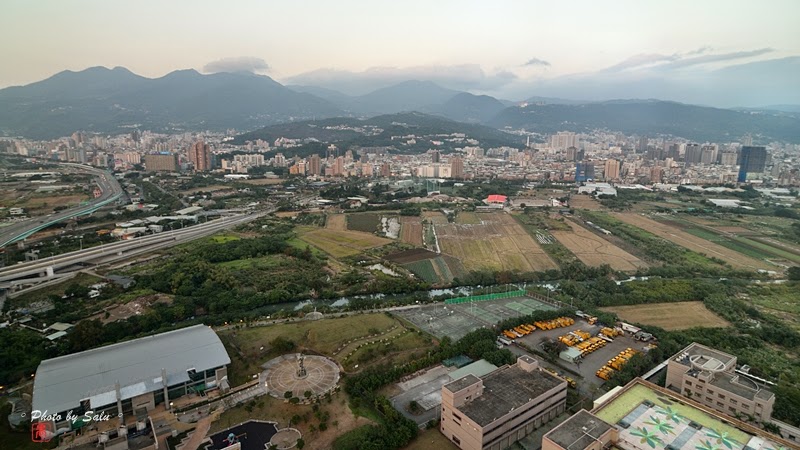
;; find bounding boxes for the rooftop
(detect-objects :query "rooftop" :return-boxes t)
[448,359,498,382]
[545,409,614,450]
[33,325,230,415]
[708,372,774,402]
[457,365,564,427]
[673,342,736,371]
[592,379,790,450]
[444,374,480,393]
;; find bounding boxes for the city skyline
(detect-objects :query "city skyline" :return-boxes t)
[2,0,799,106]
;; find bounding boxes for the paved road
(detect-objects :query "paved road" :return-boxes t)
[0,163,124,247]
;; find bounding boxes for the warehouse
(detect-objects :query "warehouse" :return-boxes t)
[32,324,230,433]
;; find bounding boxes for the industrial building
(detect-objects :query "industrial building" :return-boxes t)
[665,342,775,424]
[543,378,794,450]
[32,325,230,433]
[440,355,567,450]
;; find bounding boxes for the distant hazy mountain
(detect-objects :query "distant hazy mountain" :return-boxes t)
[233,111,523,153]
[431,92,506,123]
[524,96,588,105]
[489,100,800,143]
[0,67,343,139]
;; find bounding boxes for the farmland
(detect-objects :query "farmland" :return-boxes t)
[613,212,774,271]
[399,216,423,246]
[298,227,391,258]
[551,220,647,271]
[385,248,465,284]
[422,210,448,224]
[600,301,731,330]
[570,195,604,210]
[455,211,481,224]
[436,212,557,272]
[347,213,382,233]
[325,213,347,231]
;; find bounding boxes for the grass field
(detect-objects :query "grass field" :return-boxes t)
[222,314,401,382]
[455,211,481,224]
[570,195,605,210]
[600,301,731,330]
[298,227,391,258]
[402,427,458,450]
[436,212,557,272]
[347,213,381,233]
[399,216,424,246]
[614,213,773,271]
[342,330,432,371]
[325,213,346,231]
[217,254,288,270]
[551,220,647,271]
[402,259,440,283]
[422,210,448,224]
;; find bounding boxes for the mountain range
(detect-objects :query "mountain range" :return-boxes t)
[0,66,799,143]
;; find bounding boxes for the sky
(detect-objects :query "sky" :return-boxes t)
[2,0,799,105]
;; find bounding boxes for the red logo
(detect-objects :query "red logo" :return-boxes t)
[31,422,53,443]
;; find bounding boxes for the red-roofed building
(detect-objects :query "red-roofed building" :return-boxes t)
[486,194,508,204]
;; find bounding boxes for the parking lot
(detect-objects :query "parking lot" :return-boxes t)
[513,320,647,391]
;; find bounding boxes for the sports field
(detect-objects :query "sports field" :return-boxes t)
[613,213,773,271]
[600,301,731,330]
[436,212,557,272]
[551,220,647,271]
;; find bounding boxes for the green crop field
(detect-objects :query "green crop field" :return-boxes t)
[402,259,440,283]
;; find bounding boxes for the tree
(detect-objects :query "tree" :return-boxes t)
[296,438,305,449]
[68,319,106,352]
[788,266,800,281]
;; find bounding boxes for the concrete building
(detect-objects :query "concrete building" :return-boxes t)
[440,356,567,450]
[308,154,322,176]
[665,342,775,423]
[451,156,465,179]
[189,141,211,172]
[603,159,620,180]
[144,153,178,172]
[543,378,794,450]
[550,132,578,150]
[32,325,230,433]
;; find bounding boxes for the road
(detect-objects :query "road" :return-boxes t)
[0,162,124,247]
[0,211,267,289]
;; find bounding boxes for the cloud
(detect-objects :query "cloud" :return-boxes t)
[203,56,270,74]
[664,48,774,69]
[600,48,774,74]
[285,64,517,95]
[600,53,680,73]
[523,58,550,67]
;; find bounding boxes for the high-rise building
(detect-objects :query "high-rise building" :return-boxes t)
[603,159,620,180]
[575,162,594,182]
[431,150,441,163]
[333,156,345,176]
[565,147,578,162]
[308,154,321,176]
[380,162,391,177]
[188,141,211,172]
[684,144,702,165]
[737,146,767,182]
[451,156,464,179]
[649,166,664,183]
[274,153,286,167]
[144,153,178,172]
[550,132,578,150]
[637,136,648,153]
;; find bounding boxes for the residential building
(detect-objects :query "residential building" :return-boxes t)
[575,162,594,182]
[604,159,620,180]
[550,132,578,150]
[440,356,567,450]
[189,141,211,171]
[543,378,794,450]
[308,154,322,176]
[144,153,178,172]
[665,342,775,423]
[451,156,464,179]
[32,325,230,432]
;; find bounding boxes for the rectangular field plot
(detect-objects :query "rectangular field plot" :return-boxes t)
[399,216,424,246]
[551,220,647,271]
[600,301,731,330]
[435,212,557,273]
[613,213,773,271]
[299,228,391,258]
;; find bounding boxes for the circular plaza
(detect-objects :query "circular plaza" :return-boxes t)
[262,354,340,399]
